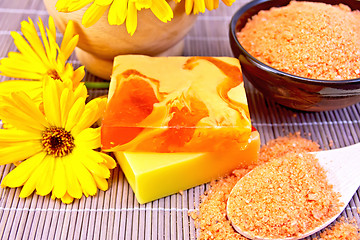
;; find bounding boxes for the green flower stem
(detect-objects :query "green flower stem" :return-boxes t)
[84,81,110,89]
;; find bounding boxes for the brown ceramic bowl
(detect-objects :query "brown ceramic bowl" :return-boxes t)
[229,0,360,111]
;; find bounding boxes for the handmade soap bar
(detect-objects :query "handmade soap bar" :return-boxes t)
[101,55,260,203]
[115,131,260,204]
[101,55,252,153]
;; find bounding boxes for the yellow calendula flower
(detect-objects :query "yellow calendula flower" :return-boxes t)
[0,80,42,127]
[0,16,84,86]
[184,0,235,14]
[0,16,85,113]
[56,0,174,35]
[0,80,42,102]
[55,0,236,35]
[0,77,116,204]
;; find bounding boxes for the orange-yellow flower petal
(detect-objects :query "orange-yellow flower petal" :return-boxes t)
[52,157,67,199]
[126,1,138,36]
[61,192,75,204]
[108,0,127,25]
[95,0,113,6]
[205,0,219,10]
[63,155,83,199]
[43,80,62,127]
[185,0,194,14]
[0,129,41,143]
[64,97,86,131]
[82,3,109,27]
[79,148,111,178]
[99,152,117,169]
[0,80,42,106]
[19,153,48,198]
[221,0,235,6]
[36,155,55,196]
[71,97,107,135]
[150,0,173,22]
[1,152,47,188]
[0,91,49,131]
[92,174,109,191]
[72,157,98,197]
[75,128,101,149]
[60,21,79,61]
[0,141,43,165]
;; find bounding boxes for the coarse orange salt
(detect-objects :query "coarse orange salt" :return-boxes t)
[237,1,360,80]
[227,151,342,239]
[194,134,321,239]
[314,217,360,240]
[193,135,359,240]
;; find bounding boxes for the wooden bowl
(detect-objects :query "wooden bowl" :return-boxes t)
[43,0,198,79]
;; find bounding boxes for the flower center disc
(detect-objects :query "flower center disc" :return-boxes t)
[42,127,75,157]
[47,69,61,81]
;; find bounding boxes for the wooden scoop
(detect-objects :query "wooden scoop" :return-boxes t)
[227,143,360,240]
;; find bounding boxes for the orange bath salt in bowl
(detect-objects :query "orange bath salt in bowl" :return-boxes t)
[229,0,360,111]
[237,1,360,80]
[101,55,252,153]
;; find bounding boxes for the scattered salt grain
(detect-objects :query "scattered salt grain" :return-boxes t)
[195,134,359,239]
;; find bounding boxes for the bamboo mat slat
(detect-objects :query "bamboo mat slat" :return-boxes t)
[0,0,360,239]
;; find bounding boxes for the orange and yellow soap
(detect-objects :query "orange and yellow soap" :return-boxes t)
[114,131,260,204]
[101,55,260,204]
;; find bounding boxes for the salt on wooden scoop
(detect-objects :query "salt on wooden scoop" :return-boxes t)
[227,143,360,240]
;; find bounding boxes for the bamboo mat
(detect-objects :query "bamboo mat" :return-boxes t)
[0,0,360,239]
